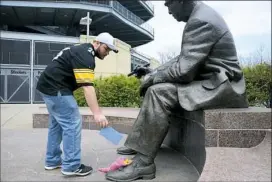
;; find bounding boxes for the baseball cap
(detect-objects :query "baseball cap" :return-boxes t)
[95,32,118,53]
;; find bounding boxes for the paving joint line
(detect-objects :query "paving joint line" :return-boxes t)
[1,109,24,127]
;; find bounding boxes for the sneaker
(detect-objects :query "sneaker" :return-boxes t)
[61,164,93,176]
[44,164,61,170]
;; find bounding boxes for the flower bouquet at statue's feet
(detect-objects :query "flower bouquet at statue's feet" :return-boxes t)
[98,157,132,173]
[105,154,156,182]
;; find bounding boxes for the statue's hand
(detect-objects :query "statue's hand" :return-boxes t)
[134,67,152,79]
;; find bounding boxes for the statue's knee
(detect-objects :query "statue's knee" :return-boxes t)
[146,83,168,94]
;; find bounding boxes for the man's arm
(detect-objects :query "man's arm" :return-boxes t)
[82,86,101,115]
[82,86,108,128]
[71,44,108,127]
[153,19,218,84]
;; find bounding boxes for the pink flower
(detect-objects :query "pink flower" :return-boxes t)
[98,157,132,173]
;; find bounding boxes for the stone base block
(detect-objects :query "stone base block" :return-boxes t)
[33,107,271,148]
[33,113,135,134]
[205,129,270,148]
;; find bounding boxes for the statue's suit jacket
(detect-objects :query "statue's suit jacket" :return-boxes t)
[152,1,249,111]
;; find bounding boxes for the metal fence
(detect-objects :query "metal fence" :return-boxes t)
[0,32,79,104]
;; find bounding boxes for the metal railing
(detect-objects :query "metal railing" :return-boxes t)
[111,1,154,36]
[140,0,154,13]
[69,0,110,6]
[44,0,111,6]
[6,0,154,36]
[5,0,111,6]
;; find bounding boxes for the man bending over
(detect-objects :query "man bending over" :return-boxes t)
[37,32,118,177]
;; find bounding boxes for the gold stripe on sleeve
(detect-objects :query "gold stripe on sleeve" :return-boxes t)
[73,69,94,83]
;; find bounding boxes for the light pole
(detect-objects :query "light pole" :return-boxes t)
[80,12,92,43]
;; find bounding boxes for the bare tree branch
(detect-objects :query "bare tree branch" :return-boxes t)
[239,44,271,67]
[157,50,179,64]
[254,44,265,64]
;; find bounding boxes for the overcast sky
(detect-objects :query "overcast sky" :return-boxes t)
[136,1,271,64]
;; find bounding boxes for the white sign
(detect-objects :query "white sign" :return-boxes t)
[6,69,30,75]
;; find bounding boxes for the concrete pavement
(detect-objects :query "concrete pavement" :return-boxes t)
[1,129,199,181]
[1,104,271,181]
[1,104,43,129]
[2,104,199,181]
[199,131,271,181]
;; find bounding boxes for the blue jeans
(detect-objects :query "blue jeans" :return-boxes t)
[41,91,82,172]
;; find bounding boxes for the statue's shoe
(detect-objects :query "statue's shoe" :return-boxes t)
[117,146,137,155]
[105,158,156,182]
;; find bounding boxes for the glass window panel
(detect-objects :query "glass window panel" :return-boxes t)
[0,39,30,65]
[34,41,73,66]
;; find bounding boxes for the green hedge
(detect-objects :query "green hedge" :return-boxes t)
[74,74,142,107]
[74,63,271,108]
[243,63,271,107]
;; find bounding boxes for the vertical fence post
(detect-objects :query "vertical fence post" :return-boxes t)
[87,12,90,43]
[30,39,34,104]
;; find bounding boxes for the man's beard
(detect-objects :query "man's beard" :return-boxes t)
[95,46,103,59]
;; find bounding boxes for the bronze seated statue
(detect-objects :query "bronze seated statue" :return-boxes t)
[105,0,249,181]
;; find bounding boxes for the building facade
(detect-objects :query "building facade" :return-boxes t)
[0,0,158,104]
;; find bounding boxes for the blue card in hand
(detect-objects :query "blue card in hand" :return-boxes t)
[99,127,123,145]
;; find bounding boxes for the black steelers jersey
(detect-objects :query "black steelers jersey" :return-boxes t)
[36,43,96,96]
